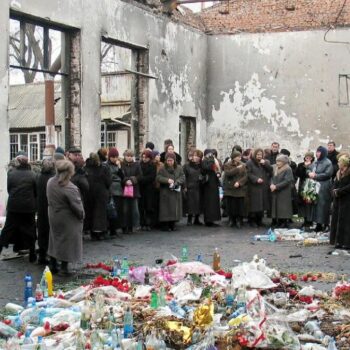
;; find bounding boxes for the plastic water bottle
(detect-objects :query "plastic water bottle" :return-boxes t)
[158,286,166,307]
[120,257,129,279]
[169,300,186,317]
[268,228,277,242]
[181,245,188,262]
[225,282,235,307]
[24,274,33,306]
[23,329,33,344]
[196,254,202,262]
[112,256,121,277]
[253,235,270,241]
[123,307,133,338]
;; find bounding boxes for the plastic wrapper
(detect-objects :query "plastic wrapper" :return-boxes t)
[301,344,327,350]
[193,299,214,327]
[299,286,316,297]
[4,303,24,314]
[48,309,81,328]
[129,266,148,283]
[270,309,311,323]
[66,286,90,302]
[0,322,18,338]
[134,284,153,298]
[171,261,214,279]
[89,285,131,300]
[170,280,202,302]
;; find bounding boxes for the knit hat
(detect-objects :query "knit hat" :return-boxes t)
[338,154,350,167]
[142,149,153,159]
[276,154,289,164]
[55,146,65,155]
[152,150,160,158]
[16,150,28,159]
[316,146,327,160]
[231,150,242,160]
[165,152,176,161]
[304,151,314,159]
[108,147,119,158]
[53,152,65,161]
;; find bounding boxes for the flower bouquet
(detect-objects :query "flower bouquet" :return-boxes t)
[301,178,320,204]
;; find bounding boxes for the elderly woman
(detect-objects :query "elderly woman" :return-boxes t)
[47,160,85,275]
[157,153,185,231]
[0,151,37,262]
[183,149,203,226]
[270,154,294,228]
[307,146,333,232]
[330,154,350,250]
[223,150,248,229]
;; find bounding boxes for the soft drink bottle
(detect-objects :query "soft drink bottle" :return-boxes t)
[44,266,53,296]
[123,307,133,338]
[121,257,129,279]
[24,274,33,306]
[181,245,188,262]
[212,247,221,271]
[150,291,159,309]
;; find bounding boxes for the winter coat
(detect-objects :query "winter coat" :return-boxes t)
[139,161,157,211]
[201,158,221,223]
[106,160,124,197]
[330,168,350,247]
[309,157,333,225]
[223,160,248,197]
[121,161,142,198]
[327,150,339,179]
[47,176,84,263]
[246,159,272,213]
[266,152,279,165]
[157,164,185,222]
[160,152,182,165]
[6,164,37,213]
[85,163,112,231]
[36,166,55,240]
[295,161,314,221]
[271,165,294,219]
[183,162,202,215]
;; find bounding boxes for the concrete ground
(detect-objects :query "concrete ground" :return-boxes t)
[0,218,349,307]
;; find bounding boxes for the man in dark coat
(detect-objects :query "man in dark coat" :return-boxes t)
[139,149,157,230]
[201,149,221,226]
[330,154,350,250]
[327,141,339,179]
[0,151,37,262]
[265,142,280,165]
[36,158,55,264]
[246,148,273,227]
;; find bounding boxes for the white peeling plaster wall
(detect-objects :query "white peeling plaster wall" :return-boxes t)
[207,30,350,161]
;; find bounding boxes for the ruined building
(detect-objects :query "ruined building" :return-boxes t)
[1,0,350,202]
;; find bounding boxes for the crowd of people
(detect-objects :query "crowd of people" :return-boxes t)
[0,138,349,275]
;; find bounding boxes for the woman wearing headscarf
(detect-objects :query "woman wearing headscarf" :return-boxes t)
[47,160,84,275]
[157,153,185,231]
[36,157,55,264]
[246,148,273,227]
[270,154,294,228]
[0,151,37,262]
[330,154,350,250]
[201,149,222,226]
[139,149,157,230]
[223,150,248,228]
[295,151,315,229]
[183,149,203,226]
[105,147,124,237]
[121,149,141,234]
[85,152,112,240]
[307,146,333,232]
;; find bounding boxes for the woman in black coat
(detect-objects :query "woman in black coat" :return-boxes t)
[139,149,157,230]
[121,149,141,234]
[183,149,203,226]
[36,158,55,264]
[0,152,37,262]
[201,149,221,226]
[330,154,350,250]
[85,153,112,240]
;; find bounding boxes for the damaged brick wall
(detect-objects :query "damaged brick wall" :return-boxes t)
[199,0,350,34]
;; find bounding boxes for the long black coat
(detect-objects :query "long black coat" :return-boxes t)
[36,166,55,251]
[201,159,221,223]
[106,161,124,197]
[85,163,111,232]
[330,169,350,247]
[271,166,294,219]
[183,162,202,215]
[139,161,157,212]
[246,159,272,213]
[157,165,185,222]
[327,150,339,179]
[121,161,142,198]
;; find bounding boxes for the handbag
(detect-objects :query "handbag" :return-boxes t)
[123,184,134,198]
[107,198,117,220]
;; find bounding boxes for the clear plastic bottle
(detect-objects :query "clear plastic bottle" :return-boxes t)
[23,329,33,344]
[225,281,234,307]
[121,257,129,279]
[35,283,44,302]
[212,248,221,271]
[24,274,33,306]
[112,256,121,277]
[123,307,133,338]
[181,245,188,262]
[235,285,247,309]
[158,286,166,307]
[145,331,157,350]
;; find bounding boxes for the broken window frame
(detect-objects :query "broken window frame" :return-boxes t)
[338,74,350,107]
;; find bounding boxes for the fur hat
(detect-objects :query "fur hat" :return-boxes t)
[276,154,289,164]
[304,151,314,159]
[108,147,119,158]
[280,148,291,157]
[338,154,350,167]
[231,150,242,160]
